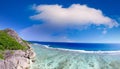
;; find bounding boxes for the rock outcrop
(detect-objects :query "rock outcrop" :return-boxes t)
[4,28,30,48]
[0,28,35,69]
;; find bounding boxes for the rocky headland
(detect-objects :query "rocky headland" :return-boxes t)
[0,28,35,69]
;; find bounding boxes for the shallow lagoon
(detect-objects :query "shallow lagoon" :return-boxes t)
[30,44,120,69]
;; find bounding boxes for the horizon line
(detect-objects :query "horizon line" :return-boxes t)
[28,40,120,44]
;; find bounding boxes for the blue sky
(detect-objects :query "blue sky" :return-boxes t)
[0,0,120,43]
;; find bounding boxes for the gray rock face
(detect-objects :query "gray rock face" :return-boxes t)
[0,50,35,69]
[0,29,35,69]
[4,28,22,43]
[4,28,30,48]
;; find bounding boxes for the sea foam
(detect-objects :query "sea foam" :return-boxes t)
[32,43,120,54]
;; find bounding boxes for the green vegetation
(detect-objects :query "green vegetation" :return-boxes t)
[0,30,27,50]
[0,50,4,60]
[0,30,28,59]
[0,54,4,60]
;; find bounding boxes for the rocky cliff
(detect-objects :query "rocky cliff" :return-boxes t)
[0,28,35,69]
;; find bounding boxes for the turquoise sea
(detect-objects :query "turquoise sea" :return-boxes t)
[30,42,120,69]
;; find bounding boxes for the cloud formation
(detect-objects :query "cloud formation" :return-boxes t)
[30,4,118,28]
[20,4,119,42]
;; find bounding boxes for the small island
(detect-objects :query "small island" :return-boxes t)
[0,28,35,69]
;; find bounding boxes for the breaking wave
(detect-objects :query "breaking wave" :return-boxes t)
[32,43,120,54]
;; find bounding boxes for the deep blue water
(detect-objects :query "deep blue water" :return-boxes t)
[30,41,120,51]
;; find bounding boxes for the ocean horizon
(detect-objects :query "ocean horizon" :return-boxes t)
[30,41,120,69]
[30,41,120,51]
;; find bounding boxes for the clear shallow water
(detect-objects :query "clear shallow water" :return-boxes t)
[30,43,120,69]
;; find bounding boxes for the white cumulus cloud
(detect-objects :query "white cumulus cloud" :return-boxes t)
[30,4,119,28]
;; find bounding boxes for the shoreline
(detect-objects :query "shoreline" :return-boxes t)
[33,43,120,54]
[30,43,120,69]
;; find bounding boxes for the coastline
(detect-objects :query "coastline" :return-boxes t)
[33,43,120,54]
[31,44,120,69]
